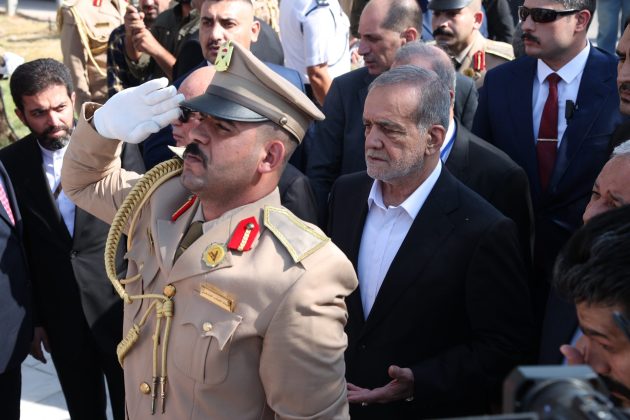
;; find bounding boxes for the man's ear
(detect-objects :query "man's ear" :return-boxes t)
[426,124,446,156]
[472,10,484,30]
[574,10,591,33]
[258,140,285,173]
[401,27,420,43]
[14,108,26,126]
[250,20,261,43]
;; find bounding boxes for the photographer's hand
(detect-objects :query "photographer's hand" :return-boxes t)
[560,335,588,364]
[347,365,414,405]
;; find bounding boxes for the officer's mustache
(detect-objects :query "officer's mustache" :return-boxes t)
[182,143,208,168]
[619,82,630,95]
[433,27,454,38]
[521,32,540,44]
[600,375,630,403]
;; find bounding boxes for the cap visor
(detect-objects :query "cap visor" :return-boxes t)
[181,92,268,122]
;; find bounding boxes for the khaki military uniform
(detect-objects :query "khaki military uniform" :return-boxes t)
[62,105,357,420]
[452,31,514,88]
[58,0,125,115]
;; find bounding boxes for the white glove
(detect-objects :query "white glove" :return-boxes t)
[94,78,184,144]
[0,52,24,76]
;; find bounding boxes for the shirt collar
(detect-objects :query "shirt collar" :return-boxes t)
[37,141,68,160]
[367,160,442,219]
[440,118,456,161]
[537,41,590,85]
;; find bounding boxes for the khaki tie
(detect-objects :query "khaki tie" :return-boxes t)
[173,221,203,263]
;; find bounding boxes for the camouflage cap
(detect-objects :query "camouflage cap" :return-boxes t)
[181,41,323,143]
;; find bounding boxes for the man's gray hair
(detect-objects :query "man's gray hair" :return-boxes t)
[612,139,630,158]
[369,65,450,131]
[551,0,595,14]
[394,41,456,92]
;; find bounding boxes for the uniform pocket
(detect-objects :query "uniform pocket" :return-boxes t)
[172,294,242,385]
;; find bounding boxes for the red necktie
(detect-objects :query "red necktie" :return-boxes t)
[0,182,15,225]
[536,73,561,191]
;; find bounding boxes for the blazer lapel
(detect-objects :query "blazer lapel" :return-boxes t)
[548,48,614,192]
[444,120,469,182]
[22,136,72,242]
[360,170,457,337]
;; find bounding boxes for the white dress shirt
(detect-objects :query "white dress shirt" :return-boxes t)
[357,161,442,318]
[532,42,590,147]
[39,143,75,236]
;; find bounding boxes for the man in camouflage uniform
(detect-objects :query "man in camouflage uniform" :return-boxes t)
[431,0,514,87]
[58,0,125,114]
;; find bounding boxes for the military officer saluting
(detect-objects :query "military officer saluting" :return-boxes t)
[430,0,514,87]
[62,40,358,419]
[58,0,126,114]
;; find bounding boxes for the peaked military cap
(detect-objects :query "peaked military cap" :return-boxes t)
[181,40,324,143]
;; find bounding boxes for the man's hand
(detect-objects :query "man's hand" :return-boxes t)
[347,365,415,405]
[560,335,588,365]
[30,327,50,364]
[94,78,184,143]
[131,28,163,57]
[124,5,145,34]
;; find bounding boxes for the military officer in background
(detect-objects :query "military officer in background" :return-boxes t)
[62,40,357,419]
[430,0,514,87]
[58,0,125,115]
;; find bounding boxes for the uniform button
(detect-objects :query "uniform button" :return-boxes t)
[163,284,176,298]
[70,250,78,258]
[359,344,367,350]
[279,116,288,125]
[139,382,151,394]
[202,322,213,332]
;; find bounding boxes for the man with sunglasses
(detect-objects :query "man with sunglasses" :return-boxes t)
[430,0,515,88]
[472,0,624,335]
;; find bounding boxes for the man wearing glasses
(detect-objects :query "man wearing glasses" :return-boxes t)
[472,0,624,339]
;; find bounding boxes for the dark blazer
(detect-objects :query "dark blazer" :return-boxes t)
[0,162,32,374]
[472,47,624,323]
[0,136,145,351]
[305,66,478,216]
[446,120,533,264]
[328,169,535,419]
[609,119,630,154]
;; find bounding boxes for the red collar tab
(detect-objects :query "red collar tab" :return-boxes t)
[227,217,259,252]
[473,50,486,72]
[171,195,197,222]
[93,0,102,6]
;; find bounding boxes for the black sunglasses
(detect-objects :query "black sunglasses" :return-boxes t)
[178,106,201,123]
[518,6,580,23]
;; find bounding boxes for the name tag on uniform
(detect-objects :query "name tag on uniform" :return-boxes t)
[95,21,110,28]
[200,283,235,312]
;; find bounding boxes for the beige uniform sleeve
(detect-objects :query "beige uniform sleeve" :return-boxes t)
[259,241,357,419]
[61,103,142,224]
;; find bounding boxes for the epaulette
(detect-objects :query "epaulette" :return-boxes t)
[485,39,515,61]
[263,206,330,263]
[59,0,78,7]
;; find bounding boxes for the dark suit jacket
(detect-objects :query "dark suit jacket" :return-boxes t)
[305,67,478,217]
[447,120,533,264]
[0,162,32,374]
[328,169,534,419]
[0,136,144,352]
[609,119,630,154]
[472,47,624,323]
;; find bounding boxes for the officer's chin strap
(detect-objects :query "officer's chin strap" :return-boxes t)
[104,158,183,415]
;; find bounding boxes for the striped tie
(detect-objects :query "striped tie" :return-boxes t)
[0,182,15,225]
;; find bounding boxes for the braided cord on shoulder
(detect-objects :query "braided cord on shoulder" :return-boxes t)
[104,158,183,303]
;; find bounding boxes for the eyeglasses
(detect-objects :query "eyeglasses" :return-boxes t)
[178,106,201,123]
[518,6,580,23]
